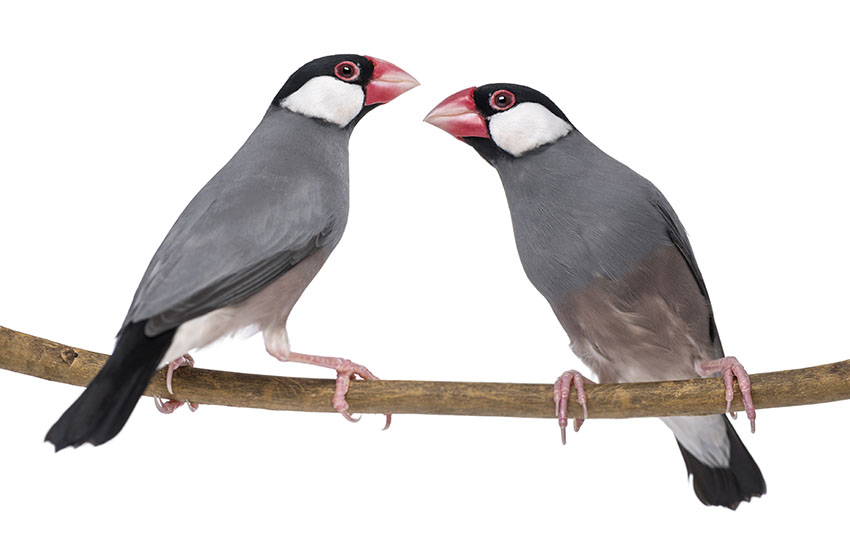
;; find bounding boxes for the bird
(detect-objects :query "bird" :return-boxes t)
[424,84,765,509]
[46,54,419,451]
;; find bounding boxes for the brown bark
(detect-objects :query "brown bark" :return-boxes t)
[2,325,849,419]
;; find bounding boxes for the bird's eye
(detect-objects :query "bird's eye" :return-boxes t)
[489,90,516,111]
[334,61,359,82]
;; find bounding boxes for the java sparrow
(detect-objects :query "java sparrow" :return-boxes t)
[424,84,765,509]
[46,54,418,451]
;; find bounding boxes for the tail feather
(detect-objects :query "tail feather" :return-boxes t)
[677,416,766,509]
[45,321,175,451]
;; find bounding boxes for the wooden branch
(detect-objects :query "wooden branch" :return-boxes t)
[2,325,849,419]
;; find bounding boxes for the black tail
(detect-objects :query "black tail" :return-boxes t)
[45,321,175,451]
[677,416,766,509]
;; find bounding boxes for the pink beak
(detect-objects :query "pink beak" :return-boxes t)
[423,87,490,139]
[364,57,419,106]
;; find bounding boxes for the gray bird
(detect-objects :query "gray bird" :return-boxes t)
[46,54,418,451]
[425,84,764,509]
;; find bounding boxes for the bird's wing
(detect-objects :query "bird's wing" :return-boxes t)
[122,172,341,337]
[650,189,723,355]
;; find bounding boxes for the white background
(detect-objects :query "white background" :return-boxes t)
[2,1,849,548]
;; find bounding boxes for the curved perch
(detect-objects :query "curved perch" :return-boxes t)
[2,325,849,419]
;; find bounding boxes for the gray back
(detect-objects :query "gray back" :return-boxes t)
[494,130,721,356]
[122,108,352,336]
[494,132,670,302]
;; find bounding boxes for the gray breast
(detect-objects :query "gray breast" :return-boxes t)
[494,132,720,382]
[495,132,671,304]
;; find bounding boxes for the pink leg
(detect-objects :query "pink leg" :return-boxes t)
[287,352,391,430]
[154,353,198,414]
[553,370,594,445]
[166,354,194,394]
[154,396,195,414]
[698,356,756,433]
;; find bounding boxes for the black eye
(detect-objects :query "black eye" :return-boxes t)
[334,61,359,82]
[489,89,516,111]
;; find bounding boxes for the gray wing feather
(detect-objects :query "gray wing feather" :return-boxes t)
[142,229,330,336]
[650,189,723,354]
[121,108,349,337]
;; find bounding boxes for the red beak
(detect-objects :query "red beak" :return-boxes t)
[364,57,419,106]
[423,87,490,139]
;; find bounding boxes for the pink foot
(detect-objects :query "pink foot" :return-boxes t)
[166,354,194,394]
[554,370,593,445]
[288,352,391,430]
[154,396,197,414]
[154,353,198,414]
[698,356,756,433]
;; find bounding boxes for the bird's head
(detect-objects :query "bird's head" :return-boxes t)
[424,84,573,162]
[274,54,419,128]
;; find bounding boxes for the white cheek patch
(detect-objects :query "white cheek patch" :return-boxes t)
[488,102,573,157]
[281,75,364,127]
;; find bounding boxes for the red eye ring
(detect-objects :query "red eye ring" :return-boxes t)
[334,61,360,82]
[489,89,516,111]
